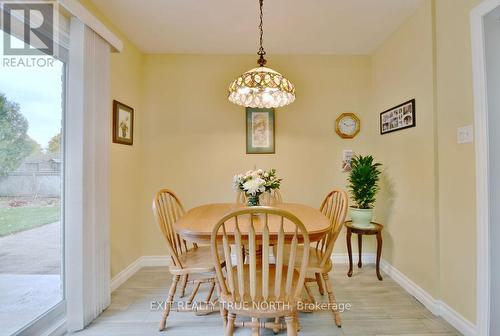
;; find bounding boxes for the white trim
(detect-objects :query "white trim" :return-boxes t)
[111,254,391,292]
[379,260,439,315]
[331,252,376,265]
[111,256,171,292]
[471,0,500,17]
[58,0,123,52]
[111,255,476,334]
[380,260,475,336]
[111,254,377,292]
[110,254,378,292]
[439,301,476,336]
[110,258,142,292]
[141,255,172,267]
[110,253,389,292]
[471,1,500,335]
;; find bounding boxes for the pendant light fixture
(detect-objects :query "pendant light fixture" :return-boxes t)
[228,0,296,108]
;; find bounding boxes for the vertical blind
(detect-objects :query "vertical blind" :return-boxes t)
[65,17,111,332]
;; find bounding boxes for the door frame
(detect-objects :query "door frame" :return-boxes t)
[471,0,500,335]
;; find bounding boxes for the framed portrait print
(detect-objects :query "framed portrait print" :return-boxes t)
[246,107,275,154]
[113,100,134,145]
[380,99,416,135]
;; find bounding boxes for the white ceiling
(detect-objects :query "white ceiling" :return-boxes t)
[90,0,424,54]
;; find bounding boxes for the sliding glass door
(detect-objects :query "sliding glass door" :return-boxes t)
[0,30,66,336]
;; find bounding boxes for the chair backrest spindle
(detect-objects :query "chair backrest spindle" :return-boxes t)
[262,215,270,301]
[318,189,348,266]
[152,189,194,268]
[212,207,309,307]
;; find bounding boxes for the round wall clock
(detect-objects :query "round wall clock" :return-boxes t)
[335,112,360,139]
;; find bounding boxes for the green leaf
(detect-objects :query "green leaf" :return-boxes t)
[347,155,382,209]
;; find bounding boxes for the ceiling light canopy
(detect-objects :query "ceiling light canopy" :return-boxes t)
[228,0,296,108]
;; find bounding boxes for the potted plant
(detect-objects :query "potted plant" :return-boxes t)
[233,168,282,206]
[347,155,382,227]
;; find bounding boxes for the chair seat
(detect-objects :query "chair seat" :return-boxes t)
[220,264,300,318]
[169,246,218,274]
[282,245,332,273]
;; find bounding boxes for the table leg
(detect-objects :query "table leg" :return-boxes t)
[357,234,363,268]
[347,229,353,277]
[376,232,383,281]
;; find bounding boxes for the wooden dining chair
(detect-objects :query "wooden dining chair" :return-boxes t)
[236,189,283,206]
[211,207,310,336]
[153,189,219,331]
[282,188,348,327]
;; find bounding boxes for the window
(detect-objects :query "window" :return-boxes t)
[0,30,66,335]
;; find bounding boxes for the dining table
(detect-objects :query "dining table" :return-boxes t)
[174,202,331,244]
[172,202,335,331]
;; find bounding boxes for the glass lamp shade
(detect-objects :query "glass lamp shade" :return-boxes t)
[228,66,296,108]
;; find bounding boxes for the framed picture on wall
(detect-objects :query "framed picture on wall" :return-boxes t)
[113,100,134,145]
[380,99,416,135]
[246,107,275,154]
[341,149,354,172]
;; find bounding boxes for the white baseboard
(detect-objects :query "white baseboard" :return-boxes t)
[380,260,476,336]
[110,257,142,292]
[438,300,476,336]
[331,252,376,264]
[110,254,368,292]
[111,254,476,336]
[140,255,171,267]
[380,260,440,315]
[110,256,171,292]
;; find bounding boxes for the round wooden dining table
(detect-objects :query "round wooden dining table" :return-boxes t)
[174,203,331,244]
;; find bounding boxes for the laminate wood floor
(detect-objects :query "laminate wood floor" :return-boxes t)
[71,265,460,336]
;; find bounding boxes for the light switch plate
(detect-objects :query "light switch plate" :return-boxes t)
[457,125,474,144]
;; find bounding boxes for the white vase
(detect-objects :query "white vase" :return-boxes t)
[349,207,374,228]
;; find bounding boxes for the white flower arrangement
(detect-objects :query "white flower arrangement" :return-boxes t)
[233,168,282,198]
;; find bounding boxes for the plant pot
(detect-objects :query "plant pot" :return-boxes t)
[349,207,373,228]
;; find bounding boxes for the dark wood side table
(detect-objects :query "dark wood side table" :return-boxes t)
[345,221,384,281]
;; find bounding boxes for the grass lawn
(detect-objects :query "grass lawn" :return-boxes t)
[0,206,60,237]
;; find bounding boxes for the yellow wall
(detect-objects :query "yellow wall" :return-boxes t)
[370,0,439,296]
[370,0,480,323]
[435,0,481,323]
[140,54,373,256]
[78,0,145,278]
[108,43,144,278]
[80,0,481,323]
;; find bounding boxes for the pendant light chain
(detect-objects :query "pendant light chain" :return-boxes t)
[227,0,295,108]
[257,0,267,66]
